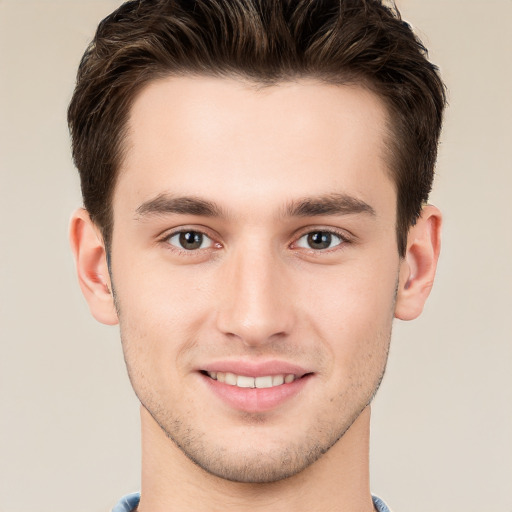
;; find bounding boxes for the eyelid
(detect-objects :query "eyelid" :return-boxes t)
[158,224,217,240]
[295,232,343,250]
[167,231,214,250]
[290,226,354,251]
[158,225,222,252]
[156,224,354,254]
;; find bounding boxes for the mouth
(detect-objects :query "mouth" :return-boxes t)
[201,370,305,389]
[198,366,313,413]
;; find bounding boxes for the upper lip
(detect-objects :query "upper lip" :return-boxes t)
[199,360,311,378]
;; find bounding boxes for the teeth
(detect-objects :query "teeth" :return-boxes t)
[272,375,284,386]
[225,372,237,386]
[207,371,297,388]
[237,375,255,388]
[255,376,272,388]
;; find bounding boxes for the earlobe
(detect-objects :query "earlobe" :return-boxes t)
[69,208,119,325]
[394,205,442,321]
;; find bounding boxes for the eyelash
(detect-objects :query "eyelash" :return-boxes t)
[159,227,220,255]
[292,228,352,253]
[159,227,353,255]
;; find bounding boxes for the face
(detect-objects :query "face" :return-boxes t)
[109,76,401,482]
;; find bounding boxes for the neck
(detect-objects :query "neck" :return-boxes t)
[137,406,374,512]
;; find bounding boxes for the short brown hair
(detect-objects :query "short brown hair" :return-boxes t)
[68,0,446,256]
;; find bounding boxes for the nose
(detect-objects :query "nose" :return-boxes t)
[215,244,295,347]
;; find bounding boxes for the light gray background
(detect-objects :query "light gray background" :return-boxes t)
[1,1,511,511]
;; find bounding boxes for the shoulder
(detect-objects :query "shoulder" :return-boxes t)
[372,494,392,512]
[111,492,390,512]
[111,492,140,512]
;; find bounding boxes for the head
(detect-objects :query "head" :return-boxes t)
[68,0,445,258]
[69,0,445,484]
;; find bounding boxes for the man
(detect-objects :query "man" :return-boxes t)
[68,0,445,510]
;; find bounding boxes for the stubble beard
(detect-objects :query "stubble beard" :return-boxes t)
[123,332,391,485]
[113,276,396,484]
[149,399,377,484]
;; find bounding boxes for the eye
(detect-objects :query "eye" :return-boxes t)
[166,230,214,250]
[295,231,344,250]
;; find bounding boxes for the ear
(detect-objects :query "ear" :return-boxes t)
[394,205,442,321]
[69,208,119,325]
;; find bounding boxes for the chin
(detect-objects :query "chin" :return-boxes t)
[159,414,352,484]
[182,445,328,483]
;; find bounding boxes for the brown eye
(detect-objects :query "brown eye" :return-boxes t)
[167,231,212,250]
[296,231,343,250]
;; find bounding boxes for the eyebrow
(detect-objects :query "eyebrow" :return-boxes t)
[135,194,225,219]
[284,193,376,218]
[135,192,376,220]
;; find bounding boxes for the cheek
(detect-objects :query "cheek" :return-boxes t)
[113,264,212,379]
[295,259,398,365]
[299,258,397,322]
[114,253,213,322]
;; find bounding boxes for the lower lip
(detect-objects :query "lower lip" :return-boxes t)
[200,373,312,413]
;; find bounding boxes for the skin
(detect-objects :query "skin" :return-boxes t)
[70,76,441,512]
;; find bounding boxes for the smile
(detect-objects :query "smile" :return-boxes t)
[205,371,297,388]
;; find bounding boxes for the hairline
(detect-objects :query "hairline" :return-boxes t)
[99,70,405,255]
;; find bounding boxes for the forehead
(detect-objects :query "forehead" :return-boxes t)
[115,76,394,217]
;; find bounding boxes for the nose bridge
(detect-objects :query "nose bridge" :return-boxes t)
[216,239,293,345]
